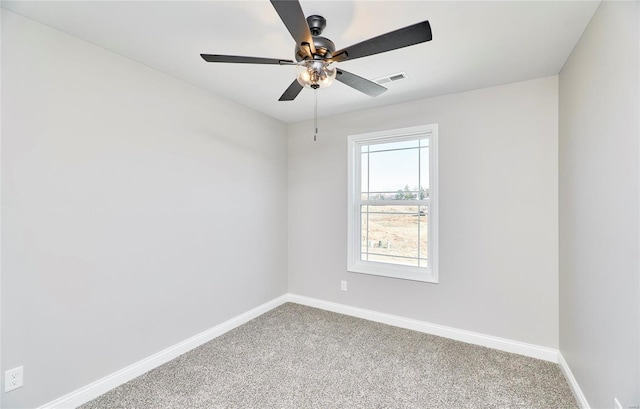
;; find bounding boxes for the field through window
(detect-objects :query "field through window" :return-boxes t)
[361,205,429,267]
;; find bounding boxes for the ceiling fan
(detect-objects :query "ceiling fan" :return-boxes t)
[200,0,433,101]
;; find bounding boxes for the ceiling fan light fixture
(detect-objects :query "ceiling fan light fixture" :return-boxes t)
[296,60,336,89]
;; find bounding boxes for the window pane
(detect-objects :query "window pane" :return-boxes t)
[361,208,369,259]
[419,205,428,267]
[369,139,419,152]
[360,205,427,265]
[368,148,419,197]
[369,253,419,267]
[361,152,368,199]
[420,146,429,198]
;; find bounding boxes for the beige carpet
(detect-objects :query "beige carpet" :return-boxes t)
[80,303,577,408]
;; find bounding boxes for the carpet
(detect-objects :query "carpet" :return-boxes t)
[79,303,576,408]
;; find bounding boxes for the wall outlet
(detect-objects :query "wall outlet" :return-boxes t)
[340,280,347,291]
[5,366,23,392]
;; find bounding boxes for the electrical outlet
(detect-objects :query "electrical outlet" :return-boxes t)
[5,366,23,392]
[614,398,623,409]
[340,280,347,291]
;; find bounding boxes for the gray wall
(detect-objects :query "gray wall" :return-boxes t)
[1,10,288,409]
[5,2,638,407]
[288,76,560,348]
[559,1,640,408]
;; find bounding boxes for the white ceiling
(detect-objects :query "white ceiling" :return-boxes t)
[2,1,600,123]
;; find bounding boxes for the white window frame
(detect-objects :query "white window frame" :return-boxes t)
[347,124,438,283]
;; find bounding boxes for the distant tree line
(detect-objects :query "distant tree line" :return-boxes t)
[395,185,429,200]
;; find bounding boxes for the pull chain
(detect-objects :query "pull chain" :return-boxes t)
[314,88,318,142]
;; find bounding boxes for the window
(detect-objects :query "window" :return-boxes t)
[347,124,438,282]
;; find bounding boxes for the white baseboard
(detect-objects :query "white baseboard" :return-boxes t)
[38,295,289,409]
[286,293,560,363]
[558,352,590,409]
[39,293,569,409]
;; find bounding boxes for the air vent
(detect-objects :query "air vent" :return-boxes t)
[374,72,407,85]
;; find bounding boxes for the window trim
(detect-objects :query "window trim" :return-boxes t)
[347,124,439,283]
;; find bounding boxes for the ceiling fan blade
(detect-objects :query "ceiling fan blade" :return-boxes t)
[335,69,387,97]
[279,80,304,101]
[270,0,316,58]
[331,21,432,62]
[200,54,295,65]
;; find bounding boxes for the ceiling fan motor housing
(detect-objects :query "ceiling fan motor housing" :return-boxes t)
[294,15,336,61]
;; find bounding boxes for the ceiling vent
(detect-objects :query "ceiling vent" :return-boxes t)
[374,72,407,85]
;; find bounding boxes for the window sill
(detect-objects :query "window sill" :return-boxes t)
[347,261,438,283]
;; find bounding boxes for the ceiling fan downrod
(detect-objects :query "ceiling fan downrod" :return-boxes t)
[306,15,326,36]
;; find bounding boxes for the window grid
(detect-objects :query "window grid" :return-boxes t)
[359,139,429,268]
